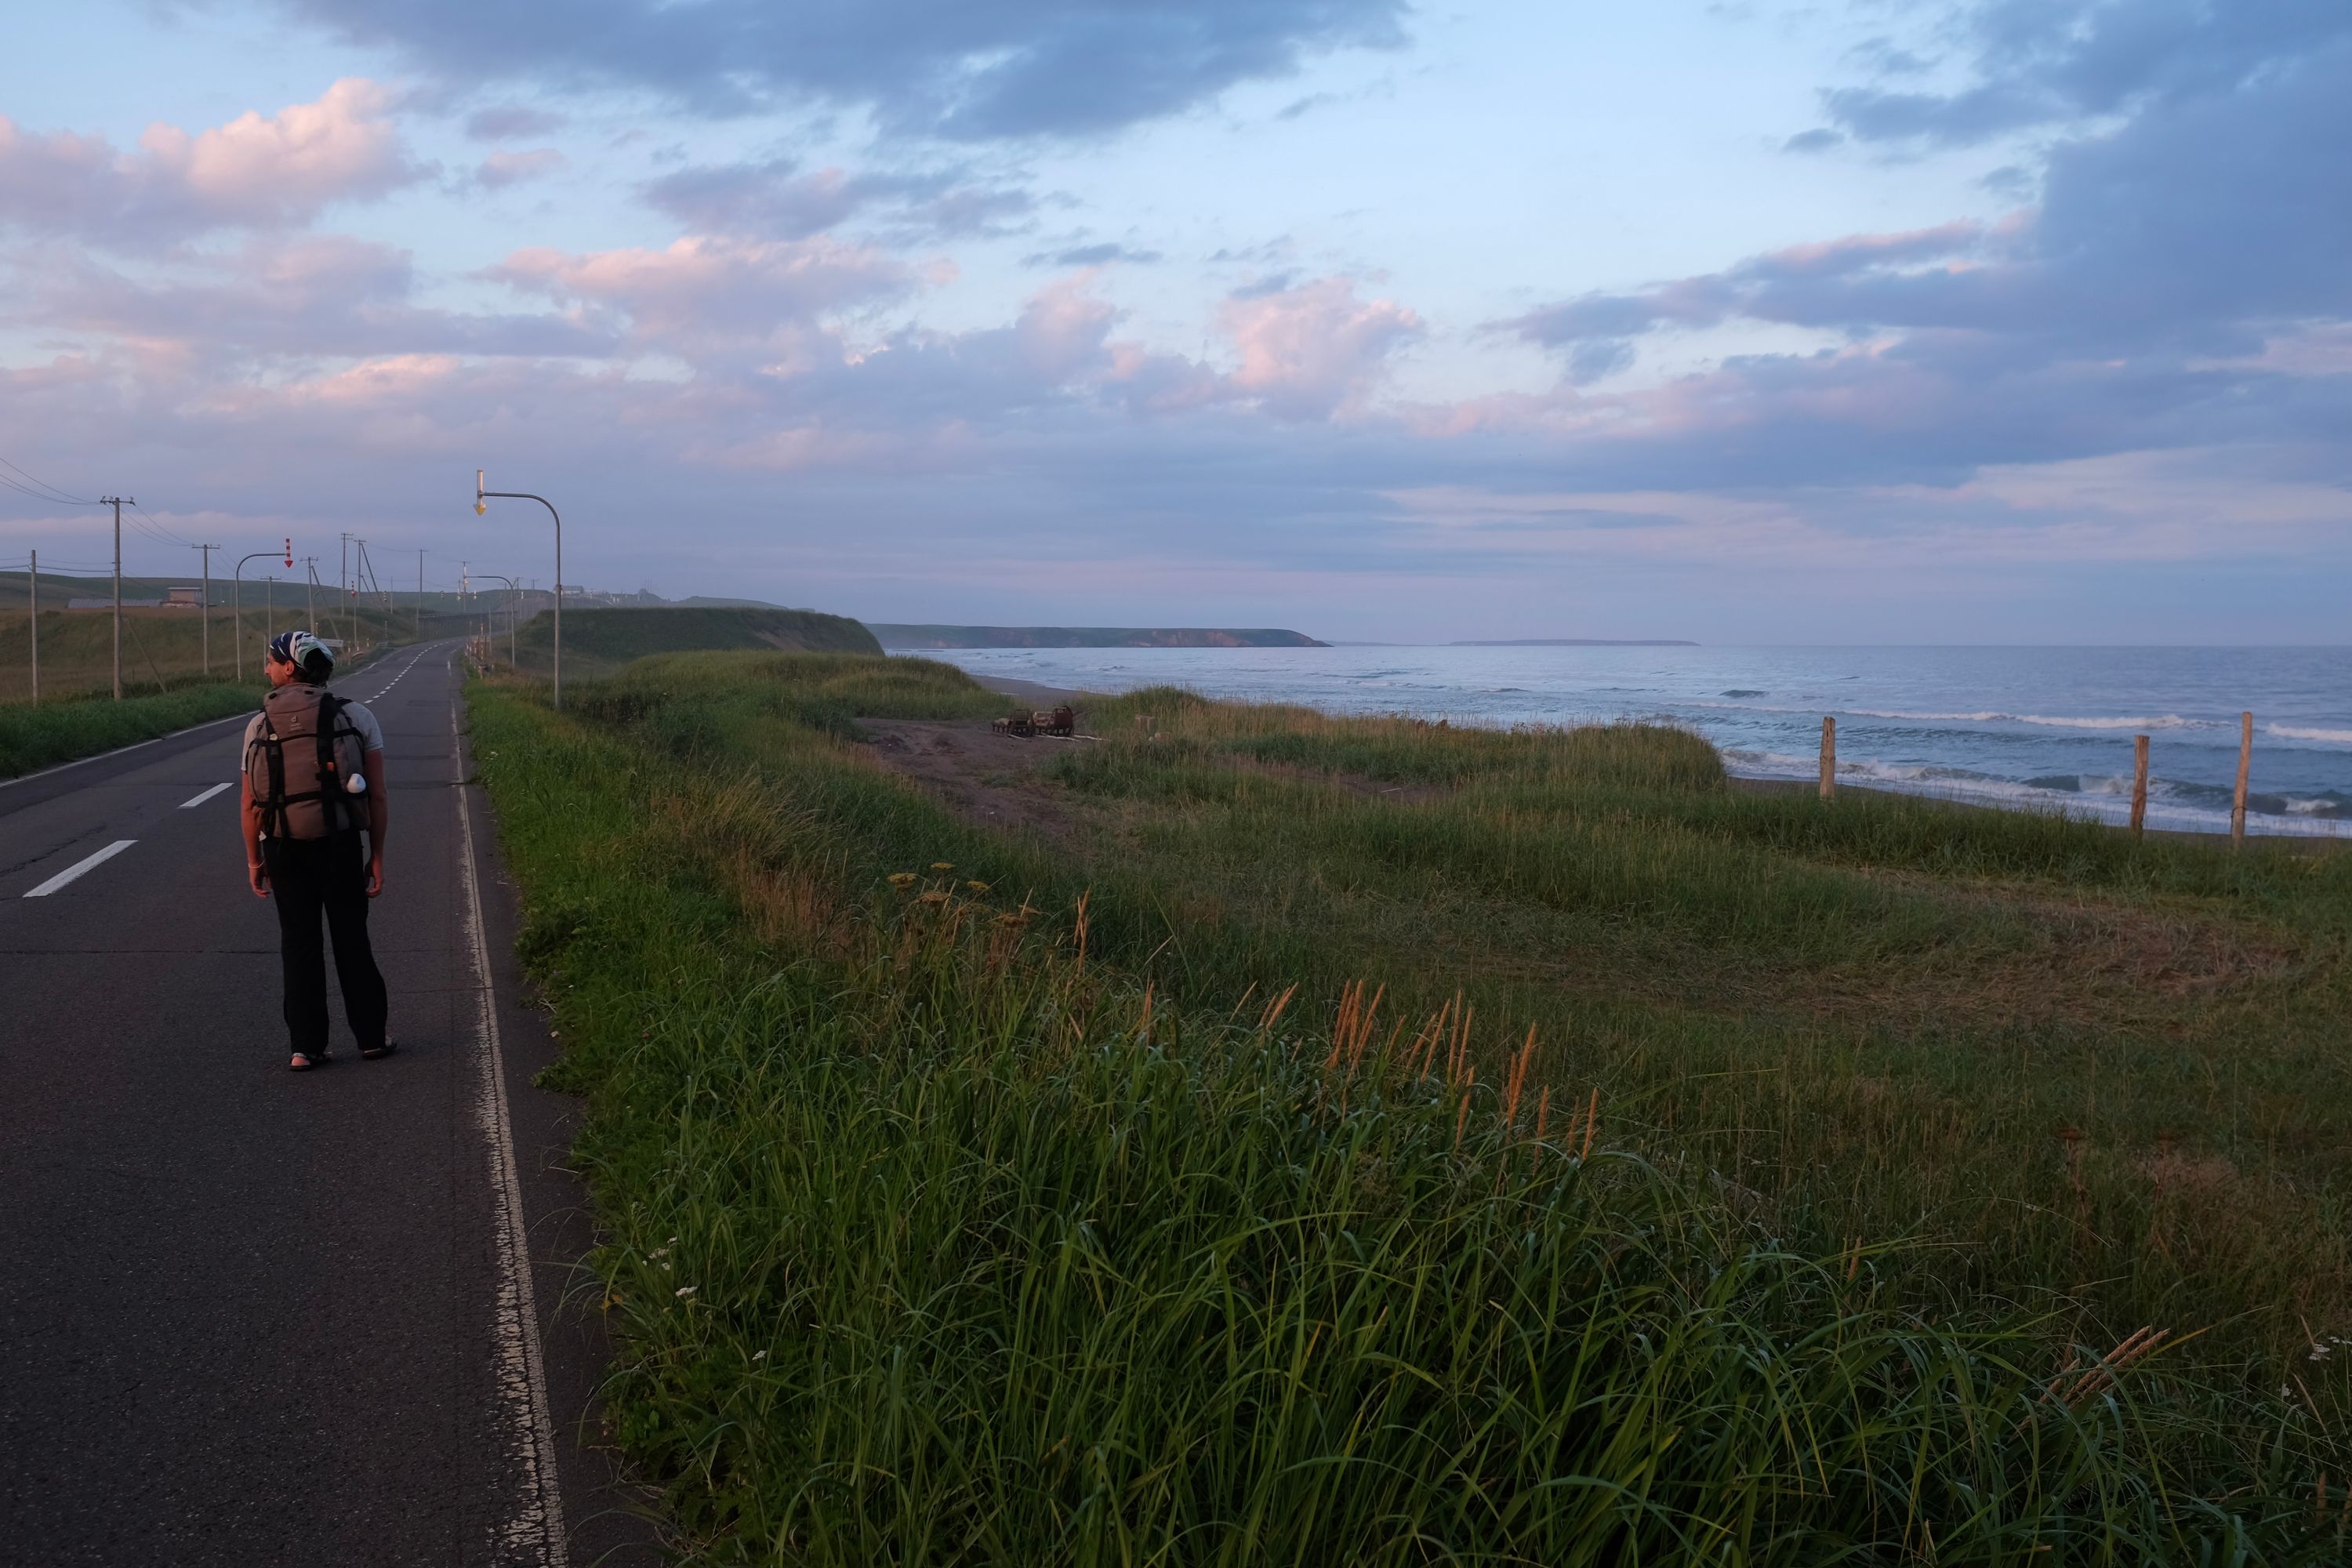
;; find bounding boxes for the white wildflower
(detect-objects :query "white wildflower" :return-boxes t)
[675,1286,696,1298]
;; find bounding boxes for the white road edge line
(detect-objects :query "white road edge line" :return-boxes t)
[25,839,137,898]
[179,782,234,809]
[450,696,570,1567]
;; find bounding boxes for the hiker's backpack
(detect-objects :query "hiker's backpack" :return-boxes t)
[246,684,368,839]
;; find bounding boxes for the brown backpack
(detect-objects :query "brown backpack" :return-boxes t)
[246,684,368,839]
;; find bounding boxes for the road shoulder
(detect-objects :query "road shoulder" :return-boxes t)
[455,681,669,1567]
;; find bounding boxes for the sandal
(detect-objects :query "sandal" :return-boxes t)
[289,1051,324,1071]
[362,1038,397,1061]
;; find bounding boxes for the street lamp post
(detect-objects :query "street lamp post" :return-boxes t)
[474,470,562,709]
[474,572,521,669]
[233,541,294,680]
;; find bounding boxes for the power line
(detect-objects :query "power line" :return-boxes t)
[15,560,116,574]
[0,472,84,506]
[128,499,194,548]
[0,453,96,506]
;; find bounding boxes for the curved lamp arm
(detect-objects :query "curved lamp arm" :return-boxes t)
[475,472,562,709]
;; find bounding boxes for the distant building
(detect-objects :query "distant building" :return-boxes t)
[164,586,205,608]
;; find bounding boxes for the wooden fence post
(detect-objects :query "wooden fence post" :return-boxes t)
[2130,734,2150,837]
[2231,712,2252,849]
[1819,716,1836,800]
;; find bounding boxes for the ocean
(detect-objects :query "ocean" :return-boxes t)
[910,644,2351,837]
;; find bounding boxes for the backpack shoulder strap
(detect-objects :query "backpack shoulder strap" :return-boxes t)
[250,717,291,839]
[314,690,352,833]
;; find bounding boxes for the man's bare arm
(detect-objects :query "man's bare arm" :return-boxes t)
[240,771,269,897]
[363,746,388,895]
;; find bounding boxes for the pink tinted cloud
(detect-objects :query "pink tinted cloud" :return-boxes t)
[3,233,612,365]
[1011,273,1118,381]
[488,234,914,356]
[1751,220,1985,279]
[1218,277,1421,419]
[0,79,419,241]
[967,270,1418,423]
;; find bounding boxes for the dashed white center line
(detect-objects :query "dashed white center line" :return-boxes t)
[180,782,234,809]
[25,840,138,898]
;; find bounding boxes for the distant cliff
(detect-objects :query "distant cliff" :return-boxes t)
[871,626,1327,649]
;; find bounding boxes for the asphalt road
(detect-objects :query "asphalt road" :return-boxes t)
[0,644,658,1566]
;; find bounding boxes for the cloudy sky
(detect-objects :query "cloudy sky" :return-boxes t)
[2,1,2345,641]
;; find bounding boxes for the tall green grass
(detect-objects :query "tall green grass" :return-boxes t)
[0,679,264,779]
[532,655,2352,1408]
[470,677,2345,1563]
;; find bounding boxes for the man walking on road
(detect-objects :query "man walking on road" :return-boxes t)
[240,629,394,1070]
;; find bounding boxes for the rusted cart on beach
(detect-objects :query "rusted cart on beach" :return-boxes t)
[993,704,1077,739]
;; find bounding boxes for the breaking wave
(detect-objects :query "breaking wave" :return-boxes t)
[1720,750,2349,831]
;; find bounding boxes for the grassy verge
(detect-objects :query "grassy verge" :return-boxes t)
[564,661,2352,1382]
[0,679,266,779]
[472,654,2347,1561]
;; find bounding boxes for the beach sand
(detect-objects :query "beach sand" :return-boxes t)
[967,673,1094,706]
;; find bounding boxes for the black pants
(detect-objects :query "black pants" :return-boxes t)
[263,833,388,1057]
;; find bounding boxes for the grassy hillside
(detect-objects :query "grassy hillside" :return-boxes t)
[502,605,880,680]
[869,624,1327,648]
[466,649,2348,1561]
[0,568,528,617]
[0,603,410,705]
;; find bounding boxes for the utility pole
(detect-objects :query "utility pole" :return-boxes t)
[355,536,384,650]
[367,542,389,639]
[350,537,366,651]
[417,549,426,642]
[476,572,519,667]
[304,557,317,634]
[338,532,353,652]
[27,548,37,704]
[194,543,219,675]
[101,495,130,699]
